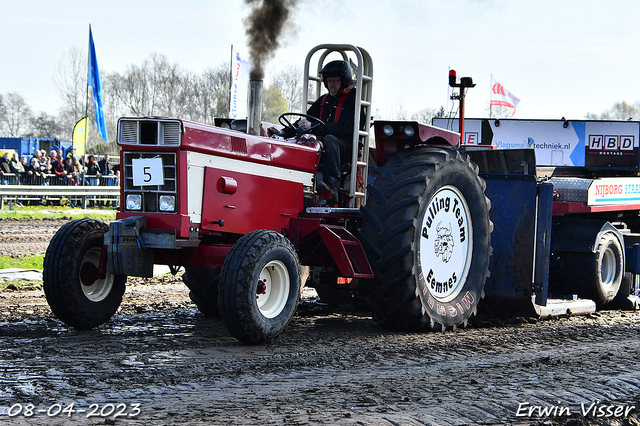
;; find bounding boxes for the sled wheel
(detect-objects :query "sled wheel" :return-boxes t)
[219,230,301,344]
[183,267,221,317]
[559,232,623,307]
[43,218,126,329]
[360,147,492,331]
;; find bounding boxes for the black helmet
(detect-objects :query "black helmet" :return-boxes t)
[320,60,355,90]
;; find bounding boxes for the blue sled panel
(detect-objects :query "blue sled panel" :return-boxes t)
[481,174,541,314]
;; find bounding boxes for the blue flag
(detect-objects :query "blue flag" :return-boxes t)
[88,26,108,142]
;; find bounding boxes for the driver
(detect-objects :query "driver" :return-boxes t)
[273,60,357,205]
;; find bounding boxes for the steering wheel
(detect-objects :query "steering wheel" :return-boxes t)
[278,113,326,135]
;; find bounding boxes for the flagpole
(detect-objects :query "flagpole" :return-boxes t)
[229,45,233,119]
[489,74,493,118]
[82,24,91,186]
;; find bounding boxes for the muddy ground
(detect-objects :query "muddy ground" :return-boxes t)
[0,218,639,426]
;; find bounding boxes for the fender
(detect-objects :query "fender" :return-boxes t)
[551,218,624,255]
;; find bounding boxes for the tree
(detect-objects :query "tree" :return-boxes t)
[485,102,513,118]
[54,46,88,133]
[585,101,640,120]
[262,85,288,123]
[606,101,638,120]
[271,65,303,113]
[411,106,445,125]
[0,93,33,137]
[186,63,230,123]
[27,112,64,138]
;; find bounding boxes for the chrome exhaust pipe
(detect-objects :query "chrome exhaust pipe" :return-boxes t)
[248,79,263,136]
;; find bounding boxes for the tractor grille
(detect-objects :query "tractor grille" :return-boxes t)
[122,152,177,213]
[118,118,182,146]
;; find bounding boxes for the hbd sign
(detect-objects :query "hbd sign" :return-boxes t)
[588,135,635,152]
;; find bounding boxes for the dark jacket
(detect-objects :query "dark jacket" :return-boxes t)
[26,164,41,177]
[98,159,110,175]
[85,161,99,176]
[306,88,357,143]
[0,158,10,174]
[51,159,65,176]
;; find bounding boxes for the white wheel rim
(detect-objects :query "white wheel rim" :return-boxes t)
[80,247,114,302]
[601,246,617,289]
[257,260,290,318]
[418,185,473,302]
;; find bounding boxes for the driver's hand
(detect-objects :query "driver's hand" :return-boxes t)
[298,119,311,130]
[267,126,283,137]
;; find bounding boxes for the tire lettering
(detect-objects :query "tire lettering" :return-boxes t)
[461,291,475,309]
[437,304,446,316]
[448,306,458,316]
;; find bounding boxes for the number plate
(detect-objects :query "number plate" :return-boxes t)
[132,157,164,186]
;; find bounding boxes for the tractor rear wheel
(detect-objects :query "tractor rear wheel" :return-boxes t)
[218,230,301,344]
[183,267,221,317]
[43,218,126,329]
[360,147,492,331]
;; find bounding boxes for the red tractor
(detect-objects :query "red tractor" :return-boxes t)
[43,44,507,343]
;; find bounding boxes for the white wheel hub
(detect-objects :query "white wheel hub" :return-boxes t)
[600,245,617,289]
[80,247,114,302]
[257,260,290,318]
[419,186,473,302]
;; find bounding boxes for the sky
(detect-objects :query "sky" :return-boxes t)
[2,0,640,127]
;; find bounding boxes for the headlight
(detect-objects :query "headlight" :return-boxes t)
[159,195,176,212]
[126,194,142,210]
[403,125,415,137]
[383,124,394,136]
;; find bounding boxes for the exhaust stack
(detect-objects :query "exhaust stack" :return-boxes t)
[248,80,263,136]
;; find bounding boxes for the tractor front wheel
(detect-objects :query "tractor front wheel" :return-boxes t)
[43,218,126,329]
[218,230,301,344]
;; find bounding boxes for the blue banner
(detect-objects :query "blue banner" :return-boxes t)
[88,26,108,142]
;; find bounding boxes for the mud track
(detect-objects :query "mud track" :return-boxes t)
[0,219,639,425]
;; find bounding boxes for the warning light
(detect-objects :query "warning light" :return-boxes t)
[449,70,457,87]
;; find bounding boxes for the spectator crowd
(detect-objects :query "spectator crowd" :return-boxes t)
[0,148,119,187]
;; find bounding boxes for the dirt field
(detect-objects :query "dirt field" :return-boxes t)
[1,218,639,426]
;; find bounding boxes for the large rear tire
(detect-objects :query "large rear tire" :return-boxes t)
[360,147,492,331]
[43,218,126,329]
[218,230,301,344]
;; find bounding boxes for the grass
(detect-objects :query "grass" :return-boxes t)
[0,254,45,289]
[0,203,117,221]
[0,254,44,269]
[1,280,37,289]
[0,205,115,289]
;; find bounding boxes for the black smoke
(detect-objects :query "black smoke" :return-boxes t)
[244,0,298,81]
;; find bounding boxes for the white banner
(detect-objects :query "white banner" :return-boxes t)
[490,75,521,115]
[229,50,250,119]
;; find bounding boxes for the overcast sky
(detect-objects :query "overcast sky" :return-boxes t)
[2,0,639,125]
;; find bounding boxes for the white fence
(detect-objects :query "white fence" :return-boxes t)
[0,179,120,209]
